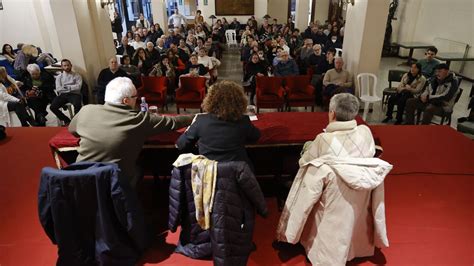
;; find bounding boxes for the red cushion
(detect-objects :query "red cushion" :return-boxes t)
[176,91,203,102]
[288,92,313,101]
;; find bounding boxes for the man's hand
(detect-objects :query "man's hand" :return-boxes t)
[256,73,264,77]
[26,90,36,98]
[420,94,428,103]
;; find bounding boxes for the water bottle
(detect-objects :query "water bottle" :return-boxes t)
[140,97,148,112]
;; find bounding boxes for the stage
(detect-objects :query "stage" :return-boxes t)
[0,123,473,265]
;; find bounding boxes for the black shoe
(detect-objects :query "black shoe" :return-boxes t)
[394,120,402,125]
[36,114,47,126]
[381,117,392,123]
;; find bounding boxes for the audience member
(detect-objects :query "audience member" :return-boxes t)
[155,38,167,55]
[116,36,135,56]
[96,57,129,104]
[111,11,123,41]
[0,66,37,127]
[135,13,150,28]
[168,9,187,29]
[1,44,16,64]
[274,50,299,77]
[13,44,38,73]
[131,34,146,50]
[322,57,353,97]
[51,59,83,125]
[120,55,140,86]
[0,66,36,126]
[145,42,161,64]
[21,63,56,126]
[417,47,440,77]
[404,63,458,125]
[182,54,208,77]
[382,63,427,124]
[132,47,153,75]
[194,10,204,25]
[69,77,193,187]
[244,53,266,105]
[176,80,260,168]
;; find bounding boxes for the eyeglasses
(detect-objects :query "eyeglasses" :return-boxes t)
[129,95,138,99]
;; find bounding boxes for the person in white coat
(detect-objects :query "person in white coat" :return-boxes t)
[299,92,375,165]
[276,93,388,265]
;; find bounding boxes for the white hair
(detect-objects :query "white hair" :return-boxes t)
[329,93,359,121]
[104,77,136,104]
[26,63,40,74]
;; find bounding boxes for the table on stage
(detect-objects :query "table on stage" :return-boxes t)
[397,42,435,66]
[49,112,378,178]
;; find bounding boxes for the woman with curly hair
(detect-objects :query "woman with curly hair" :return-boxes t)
[176,80,260,167]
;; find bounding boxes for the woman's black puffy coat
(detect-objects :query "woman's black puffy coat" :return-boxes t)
[168,161,268,265]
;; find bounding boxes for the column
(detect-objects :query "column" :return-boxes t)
[314,0,330,24]
[36,0,116,102]
[151,0,169,32]
[342,0,390,95]
[295,0,310,30]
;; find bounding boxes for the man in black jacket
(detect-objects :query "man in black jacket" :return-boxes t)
[116,36,135,57]
[96,57,129,104]
[21,63,56,125]
[405,63,459,124]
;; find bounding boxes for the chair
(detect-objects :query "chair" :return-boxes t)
[169,161,266,265]
[140,76,168,111]
[415,76,463,125]
[416,88,463,125]
[175,76,206,114]
[225,29,238,49]
[38,162,148,265]
[284,75,315,111]
[255,76,285,113]
[382,70,405,109]
[357,73,381,121]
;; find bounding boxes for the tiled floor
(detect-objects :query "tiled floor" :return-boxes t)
[11,50,473,129]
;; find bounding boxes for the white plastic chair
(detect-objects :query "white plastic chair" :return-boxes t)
[225,30,237,49]
[357,73,381,121]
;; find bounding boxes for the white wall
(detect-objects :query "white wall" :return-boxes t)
[196,0,267,25]
[314,0,329,24]
[268,0,288,24]
[295,0,310,30]
[394,0,473,79]
[0,0,47,52]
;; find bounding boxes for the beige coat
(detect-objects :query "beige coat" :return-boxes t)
[276,156,392,265]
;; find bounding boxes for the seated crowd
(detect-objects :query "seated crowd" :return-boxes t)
[3,10,465,266]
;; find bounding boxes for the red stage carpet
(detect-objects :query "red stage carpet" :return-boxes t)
[0,125,473,265]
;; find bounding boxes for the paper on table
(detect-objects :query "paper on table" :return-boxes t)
[249,115,258,121]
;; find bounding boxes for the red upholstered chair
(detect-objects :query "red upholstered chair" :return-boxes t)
[140,76,168,111]
[284,75,315,111]
[175,76,207,113]
[255,76,285,113]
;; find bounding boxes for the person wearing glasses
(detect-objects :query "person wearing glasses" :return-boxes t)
[69,77,194,187]
[418,47,440,78]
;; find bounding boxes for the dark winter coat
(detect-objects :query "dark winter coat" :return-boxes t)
[168,161,268,265]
